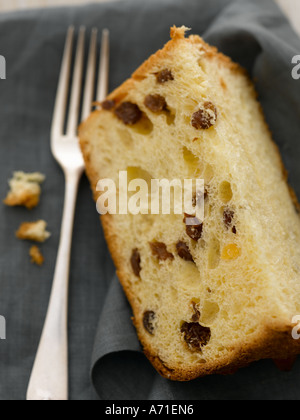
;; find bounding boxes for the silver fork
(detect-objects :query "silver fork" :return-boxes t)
[26,26,110,401]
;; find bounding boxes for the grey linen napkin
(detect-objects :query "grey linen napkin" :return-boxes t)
[0,0,300,401]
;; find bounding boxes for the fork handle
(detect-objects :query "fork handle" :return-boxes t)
[26,170,81,401]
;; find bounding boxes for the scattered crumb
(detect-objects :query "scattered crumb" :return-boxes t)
[16,220,51,243]
[30,246,44,266]
[4,171,45,209]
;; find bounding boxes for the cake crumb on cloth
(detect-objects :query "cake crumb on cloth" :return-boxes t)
[4,171,45,209]
[29,246,44,266]
[16,220,51,243]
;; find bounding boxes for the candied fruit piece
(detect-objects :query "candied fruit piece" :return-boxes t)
[221,244,241,260]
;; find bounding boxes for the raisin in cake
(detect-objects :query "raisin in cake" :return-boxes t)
[79,26,300,380]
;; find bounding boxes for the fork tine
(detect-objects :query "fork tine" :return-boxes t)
[51,26,75,141]
[81,28,98,121]
[66,26,86,137]
[97,29,110,103]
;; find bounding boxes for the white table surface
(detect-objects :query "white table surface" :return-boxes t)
[0,0,298,35]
